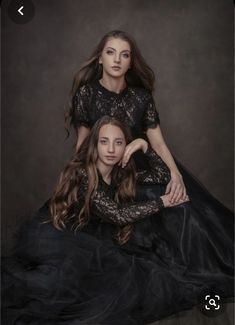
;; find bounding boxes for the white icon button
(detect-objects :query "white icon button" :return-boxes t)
[18,6,24,16]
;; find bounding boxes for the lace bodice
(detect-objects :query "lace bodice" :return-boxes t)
[72,80,160,139]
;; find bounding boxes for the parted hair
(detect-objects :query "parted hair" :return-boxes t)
[50,116,136,245]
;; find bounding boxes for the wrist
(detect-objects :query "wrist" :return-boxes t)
[170,169,182,178]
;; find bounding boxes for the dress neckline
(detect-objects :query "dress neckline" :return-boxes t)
[95,79,128,96]
[97,169,111,186]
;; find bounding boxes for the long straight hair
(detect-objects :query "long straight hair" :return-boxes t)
[50,116,136,245]
[66,30,155,130]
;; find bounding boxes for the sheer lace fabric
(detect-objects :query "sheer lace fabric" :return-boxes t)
[72,80,160,137]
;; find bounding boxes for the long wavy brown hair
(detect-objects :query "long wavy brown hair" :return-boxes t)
[50,116,136,245]
[66,30,155,131]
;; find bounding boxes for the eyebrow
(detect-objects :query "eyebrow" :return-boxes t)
[105,47,131,53]
[100,137,124,140]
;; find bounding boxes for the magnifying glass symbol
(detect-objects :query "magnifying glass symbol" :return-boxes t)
[209,298,216,306]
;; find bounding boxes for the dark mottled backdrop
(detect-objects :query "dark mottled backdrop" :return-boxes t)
[2,0,233,254]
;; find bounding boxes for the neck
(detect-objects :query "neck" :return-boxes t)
[96,161,113,184]
[100,74,126,94]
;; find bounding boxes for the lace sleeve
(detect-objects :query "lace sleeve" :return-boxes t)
[91,188,164,226]
[136,147,171,184]
[142,93,160,131]
[72,85,91,128]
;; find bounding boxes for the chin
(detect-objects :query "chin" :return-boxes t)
[104,159,119,166]
[105,161,117,166]
[108,71,125,78]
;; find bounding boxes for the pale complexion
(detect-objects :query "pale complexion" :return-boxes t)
[76,37,187,203]
[98,38,131,93]
[96,124,126,184]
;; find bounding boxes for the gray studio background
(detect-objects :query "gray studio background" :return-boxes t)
[2,0,234,254]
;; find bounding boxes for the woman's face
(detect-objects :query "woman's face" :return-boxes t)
[99,37,131,79]
[97,124,126,167]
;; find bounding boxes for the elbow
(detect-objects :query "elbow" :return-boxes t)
[101,216,127,227]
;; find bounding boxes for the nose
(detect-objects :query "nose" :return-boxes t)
[108,142,115,153]
[114,53,121,63]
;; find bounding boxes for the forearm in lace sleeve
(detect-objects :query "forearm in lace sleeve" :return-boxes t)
[91,188,164,226]
[136,146,171,185]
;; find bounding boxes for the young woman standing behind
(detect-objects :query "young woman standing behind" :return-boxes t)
[68,30,187,204]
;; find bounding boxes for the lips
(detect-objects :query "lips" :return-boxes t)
[111,66,121,70]
[105,156,116,160]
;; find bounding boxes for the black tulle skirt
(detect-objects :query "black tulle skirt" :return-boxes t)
[2,160,234,325]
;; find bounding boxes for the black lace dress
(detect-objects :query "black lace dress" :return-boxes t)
[72,80,159,171]
[2,81,234,325]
